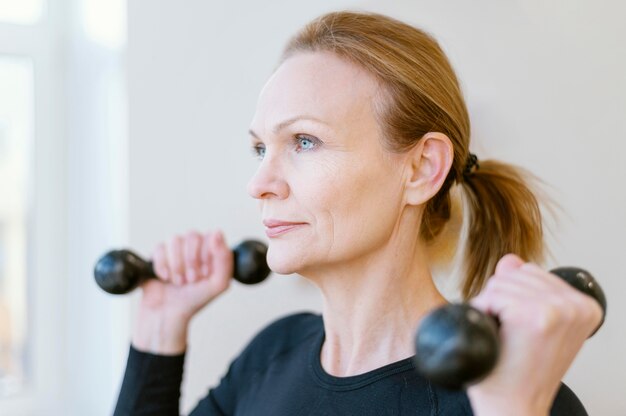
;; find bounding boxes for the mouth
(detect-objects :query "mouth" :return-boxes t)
[263,220,307,238]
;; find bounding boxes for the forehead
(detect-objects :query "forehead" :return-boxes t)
[251,51,381,131]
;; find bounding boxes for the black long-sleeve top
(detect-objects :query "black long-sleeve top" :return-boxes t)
[113,312,588,415]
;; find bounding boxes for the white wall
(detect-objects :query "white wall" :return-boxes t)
[127,1,626,415]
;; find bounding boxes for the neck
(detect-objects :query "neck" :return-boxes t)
[302,216,448,377]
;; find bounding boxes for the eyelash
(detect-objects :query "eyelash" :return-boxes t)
[251,135,319,160]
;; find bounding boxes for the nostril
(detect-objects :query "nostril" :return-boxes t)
[247,177,270,200]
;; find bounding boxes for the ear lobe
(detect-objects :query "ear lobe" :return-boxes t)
[405,132,454,206]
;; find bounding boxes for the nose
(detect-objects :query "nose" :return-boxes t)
[247,154,290,200]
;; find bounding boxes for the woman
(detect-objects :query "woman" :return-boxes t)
[114,11,602,415]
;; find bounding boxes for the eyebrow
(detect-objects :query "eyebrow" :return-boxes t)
[248,115,329,141]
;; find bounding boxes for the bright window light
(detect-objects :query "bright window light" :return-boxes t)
[0,0,45,24]
[81,0,126,49]
[0,56,33,398]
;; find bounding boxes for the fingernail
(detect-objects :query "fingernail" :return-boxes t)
[201,265,209,275]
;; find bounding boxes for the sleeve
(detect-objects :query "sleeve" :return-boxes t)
[549,382,589,416]
[188,359,241,416]
[112,345,229,416]
[113,345,187,416]
[114,313,317,416]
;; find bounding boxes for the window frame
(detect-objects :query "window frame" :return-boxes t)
[1,1,130,413]
[0,2,67,414]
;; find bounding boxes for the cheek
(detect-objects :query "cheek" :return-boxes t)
[299,155,364,209]
[295,156,402,248]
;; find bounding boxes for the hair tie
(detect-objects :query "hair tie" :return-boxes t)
[463,153,479,178]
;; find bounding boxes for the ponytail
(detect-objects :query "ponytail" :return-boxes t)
[458,159,556,299]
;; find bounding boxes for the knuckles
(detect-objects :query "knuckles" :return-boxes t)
[524,293,601,338]
[530,306,561,335]
[480,267,602,337]
[153,230,224,284]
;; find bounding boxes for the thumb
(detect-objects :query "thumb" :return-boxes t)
[470,253,526,314]
[494,253,526,276]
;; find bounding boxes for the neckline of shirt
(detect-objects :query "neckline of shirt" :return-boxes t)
[308,324,417,392]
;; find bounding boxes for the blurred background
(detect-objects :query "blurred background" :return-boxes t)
[0,0,624,414]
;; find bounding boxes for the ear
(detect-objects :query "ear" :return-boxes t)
[404,132,454,206]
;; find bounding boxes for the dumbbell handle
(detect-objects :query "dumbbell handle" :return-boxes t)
[413,267,607,390]
[94,239,270,294]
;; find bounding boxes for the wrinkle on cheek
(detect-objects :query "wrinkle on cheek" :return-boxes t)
[316,175,340,263]
[312,153,343,178]
[325,208,336,261]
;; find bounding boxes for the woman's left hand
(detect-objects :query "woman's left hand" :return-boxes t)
[466,254,603,416]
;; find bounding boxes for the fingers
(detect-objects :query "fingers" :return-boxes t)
[153,243,170,281]
[184,231,202,283]
[200,232,214,278]
[206,230,234,293]
[470,255,530,315]
[152,230,232,287]
[487,254,566,295]
[470,254,603,338]
[170,235,185,285]
[153,235,194,284]
[494,253,525,275]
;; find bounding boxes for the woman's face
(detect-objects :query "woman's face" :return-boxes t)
[247,51,411,277]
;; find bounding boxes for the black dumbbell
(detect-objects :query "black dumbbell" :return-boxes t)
[94,239,270,294]
[413,267,607,390]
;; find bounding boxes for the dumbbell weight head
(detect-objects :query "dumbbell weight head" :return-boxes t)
[232,240,271,285]
[550,267,607,336]
[94,249,151,294]
[413,267,607,390]
[94,239,270,295]
[414,304,499,390]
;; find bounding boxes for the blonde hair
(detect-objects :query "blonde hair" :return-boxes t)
[282,11,552,299]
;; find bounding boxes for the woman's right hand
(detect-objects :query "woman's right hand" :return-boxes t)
[466,254,602,415]
[132,230,233,354]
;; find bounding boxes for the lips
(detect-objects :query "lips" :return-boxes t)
[263,219,307,238]
[263,219,306,228]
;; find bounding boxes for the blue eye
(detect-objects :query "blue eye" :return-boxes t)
[250,135,319,160]
[295,135,318,152]
[251,145,265,159]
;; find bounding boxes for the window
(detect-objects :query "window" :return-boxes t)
[0,0,45,24]
[0,1,62,413]
[0,53,34,399]
[0,0,127,413]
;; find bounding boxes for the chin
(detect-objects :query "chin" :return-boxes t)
[266,243,306,275]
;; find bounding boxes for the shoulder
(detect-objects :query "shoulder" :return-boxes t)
[233,311,322,372]
[550,382,589,416]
